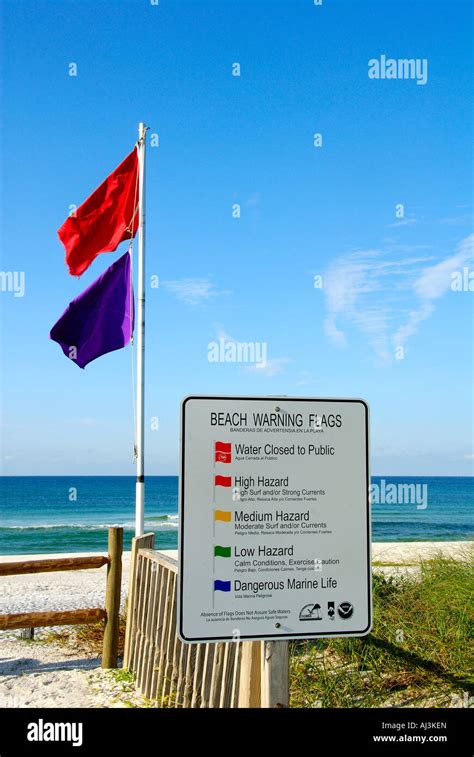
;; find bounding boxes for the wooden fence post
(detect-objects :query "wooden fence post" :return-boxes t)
[102,527,123,669]
[238,641,261,707]
[260,640,289,708]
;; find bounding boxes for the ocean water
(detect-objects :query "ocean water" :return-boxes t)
[0,476,472,555]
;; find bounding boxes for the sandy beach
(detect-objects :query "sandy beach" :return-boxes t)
[0,541,471,708]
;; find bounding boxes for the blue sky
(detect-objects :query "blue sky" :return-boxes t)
[0,0,472,476]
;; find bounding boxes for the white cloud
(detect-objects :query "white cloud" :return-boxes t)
[321,234,474,359]
[391,302,434,346]
[387,217,417,228]
[245,193,261,208]
[323,317,346,347]
[394,234,474,346]
[414,235,473,299]
[216,326,237,343]
[246,357,291,377]
[322,249,421,359]
[163,278,228,305]
[437,214,473,227]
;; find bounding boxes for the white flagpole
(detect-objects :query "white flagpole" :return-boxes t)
[135,122,147,536]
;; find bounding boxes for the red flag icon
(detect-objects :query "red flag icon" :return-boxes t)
[215,441,232,464]
[58,148,139,277]
[215,475,232,487]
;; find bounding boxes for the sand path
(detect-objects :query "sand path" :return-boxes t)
[0,638,144,708]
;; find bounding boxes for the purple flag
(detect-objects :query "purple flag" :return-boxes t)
[50,251,134,369]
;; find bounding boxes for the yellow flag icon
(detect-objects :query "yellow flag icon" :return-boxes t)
[214,510,232,522]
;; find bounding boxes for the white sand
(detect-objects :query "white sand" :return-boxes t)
[372,541,471,563]
[0,542,471,708]
[0,637,149,708]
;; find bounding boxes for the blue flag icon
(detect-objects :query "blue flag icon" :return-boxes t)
[214,580,231,592]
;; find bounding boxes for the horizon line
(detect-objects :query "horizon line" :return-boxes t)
[0,474,472,479]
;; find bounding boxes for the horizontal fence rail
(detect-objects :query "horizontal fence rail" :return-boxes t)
[125,540,261,707]
[0,527,123,668]
[0,608,107,631]
[0,555,109,577]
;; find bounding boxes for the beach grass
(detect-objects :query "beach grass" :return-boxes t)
[46,613,126,657]
[290,550,474,708]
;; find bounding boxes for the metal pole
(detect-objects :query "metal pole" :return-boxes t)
[238,641,261,707]
[135,122,147,537]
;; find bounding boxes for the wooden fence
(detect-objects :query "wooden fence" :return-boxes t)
[124,535,289,707]
[0,526,123,668]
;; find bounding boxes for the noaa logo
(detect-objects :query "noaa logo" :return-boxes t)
[337,601,354,619]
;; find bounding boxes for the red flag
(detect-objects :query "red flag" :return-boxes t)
[215,441,232,464]
[215,475,232,487]
[58,148,139,277]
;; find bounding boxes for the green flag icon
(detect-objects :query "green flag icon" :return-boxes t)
[214,545,231,558]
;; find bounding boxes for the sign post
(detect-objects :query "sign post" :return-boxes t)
[178,396,371,645]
